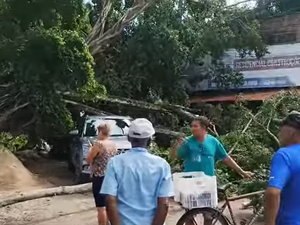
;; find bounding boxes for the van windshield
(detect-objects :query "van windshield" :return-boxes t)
[84,118,131,137]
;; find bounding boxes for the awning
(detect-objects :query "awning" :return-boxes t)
[190,89,297,103]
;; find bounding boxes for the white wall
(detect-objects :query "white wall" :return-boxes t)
[224,43,300,62]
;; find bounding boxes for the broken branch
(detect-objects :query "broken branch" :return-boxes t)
[228,111,261,155]
[0,183,92,208]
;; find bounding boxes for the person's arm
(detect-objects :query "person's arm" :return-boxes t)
[106,195,119,225]
[223,156,246,176]
[172,137,188,159]
[215,140,252,178]
[112,142,118,155]
[265,151,291,225]
[171,137,183,159]
[86,143,99,164]
[151,162,174,225]
[100,159,120,225]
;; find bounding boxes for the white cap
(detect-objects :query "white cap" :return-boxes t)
[128,118,155,139]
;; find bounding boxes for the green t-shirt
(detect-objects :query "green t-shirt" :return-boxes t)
[177,134,228,176]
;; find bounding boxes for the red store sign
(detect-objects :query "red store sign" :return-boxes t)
[234,55,300,71]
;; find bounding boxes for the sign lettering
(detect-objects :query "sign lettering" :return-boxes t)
[234,55,300,71]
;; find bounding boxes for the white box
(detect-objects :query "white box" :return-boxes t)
[173,172,205,202]
[173,172,218,209]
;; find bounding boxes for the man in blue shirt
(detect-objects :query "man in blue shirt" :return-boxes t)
[265,111,300,225]
[100,118,174,225]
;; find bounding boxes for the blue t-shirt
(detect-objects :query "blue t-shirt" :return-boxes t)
[268,144,300,225]
[177,135,228,176]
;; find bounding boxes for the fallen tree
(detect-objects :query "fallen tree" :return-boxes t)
[63,92,201,130]
[0,183,92,208]
[2,91,300,208]
[0,87,198,145]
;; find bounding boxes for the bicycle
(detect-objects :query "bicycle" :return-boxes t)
[176,182,264,225]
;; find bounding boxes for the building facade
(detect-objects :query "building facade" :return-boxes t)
[262,13,300,44]
[190,13,300,104]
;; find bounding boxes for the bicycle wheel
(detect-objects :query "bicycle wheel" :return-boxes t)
[176,207,229,225]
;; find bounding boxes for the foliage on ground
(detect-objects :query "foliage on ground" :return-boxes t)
[0,132,28,153]
[152,90,300,212]
[220,90,300,208]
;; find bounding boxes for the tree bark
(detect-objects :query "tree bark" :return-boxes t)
[87,0,112,43]
[63,99,114,116]
[0,183,92,208]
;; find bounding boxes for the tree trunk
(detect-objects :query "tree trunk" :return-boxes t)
[0,183,92,208]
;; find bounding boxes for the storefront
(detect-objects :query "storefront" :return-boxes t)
[190,43,300,103]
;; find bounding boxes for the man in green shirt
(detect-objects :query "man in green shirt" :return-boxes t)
[172,116,253,225]
[173,116,252,178]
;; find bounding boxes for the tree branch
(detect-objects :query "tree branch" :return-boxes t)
[0,84,12,88]
[256,95,285,147]
[248,111,280,147]
[87,0,112,43]
[88,0,154,56]
[155,127,184,138]
[63,99,114,116]
[0,183,92,208]
[228,111,261,155]
[22,112,38,129]
[0,103,29,128]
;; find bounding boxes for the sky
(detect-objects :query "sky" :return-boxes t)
[226,0,256,7]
